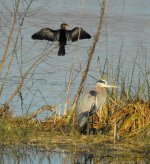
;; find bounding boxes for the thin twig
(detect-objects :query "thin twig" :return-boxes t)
[0,0,20,72]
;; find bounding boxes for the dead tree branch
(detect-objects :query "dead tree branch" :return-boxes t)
[67,0,106,124]
[26,105,56,120]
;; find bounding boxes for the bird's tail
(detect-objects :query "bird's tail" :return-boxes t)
[58,45,65,56]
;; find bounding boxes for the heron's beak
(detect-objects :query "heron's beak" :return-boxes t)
[103,84,118,88]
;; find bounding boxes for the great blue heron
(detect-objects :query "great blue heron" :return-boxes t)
[31,23,91,56]
[76,80,117,134]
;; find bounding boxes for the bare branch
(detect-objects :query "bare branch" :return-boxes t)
[67,0,106,124]
[0,0,20,72]
[26,105,56,120]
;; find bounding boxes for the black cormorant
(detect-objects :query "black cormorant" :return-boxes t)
[31,23,91,56]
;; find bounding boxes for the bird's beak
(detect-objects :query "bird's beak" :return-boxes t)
[103,84,118,88]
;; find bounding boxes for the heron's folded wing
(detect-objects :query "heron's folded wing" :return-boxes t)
[77,89,97,114]
[77,90,97,128]
[78,112,89,128]
[31,28,59,41]
[67,27,91,42]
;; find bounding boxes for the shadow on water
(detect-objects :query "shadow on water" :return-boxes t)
[0,145,149,163]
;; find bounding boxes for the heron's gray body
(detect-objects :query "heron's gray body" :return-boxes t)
[76,80,116,134]
[77,86,107,129]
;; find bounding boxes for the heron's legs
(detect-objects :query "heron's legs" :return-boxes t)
[91,115,97,135]
[87,113,97,135]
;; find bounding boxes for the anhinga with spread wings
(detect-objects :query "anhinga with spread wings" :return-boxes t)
[31,23,91,56]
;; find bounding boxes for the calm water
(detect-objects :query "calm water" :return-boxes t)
[0,0,150,163]
[0,145,149,164]
[0,0,150,116]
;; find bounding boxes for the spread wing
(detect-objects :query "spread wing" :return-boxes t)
[31,28,59,41]
[67,27,91,42]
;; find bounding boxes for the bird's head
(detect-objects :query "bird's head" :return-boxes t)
[60,23,70,30]
[96,80,117,88]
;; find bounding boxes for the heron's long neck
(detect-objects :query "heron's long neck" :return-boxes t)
[96,86,107,106]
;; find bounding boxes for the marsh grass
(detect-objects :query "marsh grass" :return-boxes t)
[0,94,149,148]
[95,50,150,141]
